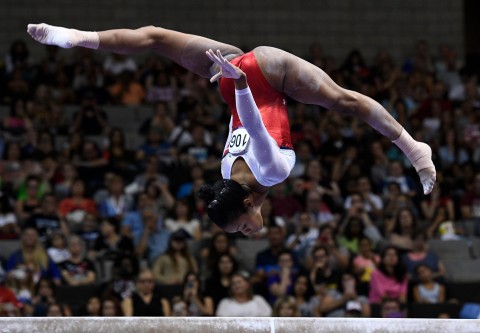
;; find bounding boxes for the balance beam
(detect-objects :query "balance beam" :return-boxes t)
[1,317,479,333]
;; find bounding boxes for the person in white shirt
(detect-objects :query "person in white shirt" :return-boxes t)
[216,271,271,317]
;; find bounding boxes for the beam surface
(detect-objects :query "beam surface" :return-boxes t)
[1,317,479,333]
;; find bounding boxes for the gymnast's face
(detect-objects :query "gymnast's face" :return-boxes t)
[224,204,263,236]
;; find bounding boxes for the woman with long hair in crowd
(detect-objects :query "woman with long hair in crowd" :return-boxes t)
[181,272,214,316]
[152,231,198,292]
[369,246,408,304]
[6,227,61,285]
[204,253,239,310]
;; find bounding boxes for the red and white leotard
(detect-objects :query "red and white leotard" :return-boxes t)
[219,51,295,187]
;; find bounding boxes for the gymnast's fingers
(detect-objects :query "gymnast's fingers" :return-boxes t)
[210,71,222,83]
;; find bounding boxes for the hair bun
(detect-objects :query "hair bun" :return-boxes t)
[197,184,216,203]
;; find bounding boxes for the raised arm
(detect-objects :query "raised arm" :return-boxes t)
[27,23,243,77]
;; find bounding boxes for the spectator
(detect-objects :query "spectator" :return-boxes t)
[0,277,23,316]
[252,224,289,295]
[290,273,319,317]
[216,271,272,317]
[31,277,57,316]
[58,178,97,233]
[26,193,67,246]
[380,297,405,318]
[204,253,239,310]
[272,296,299,317]
[59,235,96,286]
[46,232,70,264]
[97,174,134,220]
[108,70,145,105]
[305,188,339,227]
[313,225,350,270]
[460,172,480,236]
[369,246,408,304]
[402,231,445,282]
[83,296,101,316]
[0,141,25,190]
[135,207,171,264]
[319,271,370,317]
[100,297,124,316]
[165,199,202,240]
[337,200,383,254]
[121,268,171,316]
[53,163,78,200]
[181,272,214,316]
[4,39,31,75]
[6,227,61,285]
[4,263,35,314]
[71,93,109,135]
[14,174,43,224]
[101,255,138,301]
[46,302,70,316]
[382,161,418,198]
[412,264,446,304]
[104,127,136,180]
[200,232,238,274]
[268,182,304,220]
[420,181,455,223]
[308,245,343,294]
[121,192,152,246]
[385,207,419,252]
[138,102,175,137]
[92,217,135,262]
[286,212,319,263]
[78,213,100,252]
[0,193,18,239]
[344,176,384,220]
[152,231,198,288]
[126,156,175,214]
[73,140,108,191]
[352,237,380,296]
[103,53,137,78]
[267,250,298,305]
[2,99,32,138]
[145,71,177,104]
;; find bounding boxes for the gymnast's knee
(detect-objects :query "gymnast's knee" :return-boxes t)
[331,91,360,117]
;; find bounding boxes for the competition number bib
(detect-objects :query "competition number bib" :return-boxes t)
[229,128,250,155]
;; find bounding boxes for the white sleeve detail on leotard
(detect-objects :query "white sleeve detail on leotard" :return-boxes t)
[235,87,291,184]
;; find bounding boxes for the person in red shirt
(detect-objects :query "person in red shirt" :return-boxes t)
[58,178,97,231]
[0,276,22,316]
[27,23,436,236]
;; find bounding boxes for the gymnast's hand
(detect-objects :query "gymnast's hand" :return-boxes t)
[206,49,245,83]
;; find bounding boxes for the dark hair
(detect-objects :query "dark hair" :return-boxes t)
[291,273,315,301]
[198,179,250,229]
[378,246,407,283]
[392,207,418,235]
[211,253,239,278]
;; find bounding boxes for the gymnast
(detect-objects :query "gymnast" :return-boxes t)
[27,23,436,236]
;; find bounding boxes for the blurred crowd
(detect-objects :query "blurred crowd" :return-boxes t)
[0,37,480,319]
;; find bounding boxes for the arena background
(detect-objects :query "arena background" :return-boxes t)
[0,0,468,63]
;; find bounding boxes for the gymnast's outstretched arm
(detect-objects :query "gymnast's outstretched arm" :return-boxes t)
[27,23,243,77]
